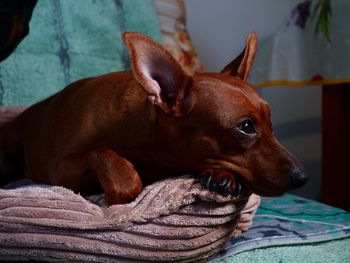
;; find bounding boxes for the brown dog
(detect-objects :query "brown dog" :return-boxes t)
[0,32,308,204]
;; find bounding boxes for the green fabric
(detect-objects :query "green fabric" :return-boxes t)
[0,0,161,106]
[213,238,350,263]
[211,194,350,262]
[256,194,350,224]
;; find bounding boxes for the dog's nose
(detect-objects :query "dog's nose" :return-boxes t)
[289,170,309,188]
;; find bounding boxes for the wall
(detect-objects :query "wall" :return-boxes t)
[185,0,322,200]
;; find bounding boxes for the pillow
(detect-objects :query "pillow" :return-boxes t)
[154,0,203,75]
[0,0,161,106]
[0,177,260,262]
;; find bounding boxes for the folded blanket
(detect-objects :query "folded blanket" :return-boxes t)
[0,177,260,262]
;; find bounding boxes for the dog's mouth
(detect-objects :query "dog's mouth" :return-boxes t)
[197,169,248,197]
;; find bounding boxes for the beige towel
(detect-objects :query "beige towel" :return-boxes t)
[0,176,260,262]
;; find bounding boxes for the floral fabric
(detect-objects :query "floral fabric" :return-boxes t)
[154,0,203,75]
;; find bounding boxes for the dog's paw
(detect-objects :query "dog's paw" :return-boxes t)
[198,169,241,196]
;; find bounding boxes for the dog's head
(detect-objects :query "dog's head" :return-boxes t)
[123,32,308,196]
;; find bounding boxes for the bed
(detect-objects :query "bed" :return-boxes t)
[0,174,349,262]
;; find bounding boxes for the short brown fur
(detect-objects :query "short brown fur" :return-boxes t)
[0,32,306,204]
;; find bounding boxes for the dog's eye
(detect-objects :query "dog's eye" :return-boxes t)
[238,119,256,135]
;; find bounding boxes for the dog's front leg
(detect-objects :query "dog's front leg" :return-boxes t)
[89,147,143,205]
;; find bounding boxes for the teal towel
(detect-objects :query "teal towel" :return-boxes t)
[211,194,350,262]
[213,238,350,263]
[0,0,161,106]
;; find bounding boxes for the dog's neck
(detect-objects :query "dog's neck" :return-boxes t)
[104,75,158,155]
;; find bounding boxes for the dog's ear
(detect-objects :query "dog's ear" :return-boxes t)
[123,32,194,116]
[221,32,258,81]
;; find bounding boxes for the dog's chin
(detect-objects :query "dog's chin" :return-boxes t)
[245,186,286,197]
[233,176,286,197]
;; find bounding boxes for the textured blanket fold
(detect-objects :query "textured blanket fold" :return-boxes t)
[0,176,260,262]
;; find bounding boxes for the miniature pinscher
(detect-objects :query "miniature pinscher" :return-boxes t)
[0,32,308,204]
